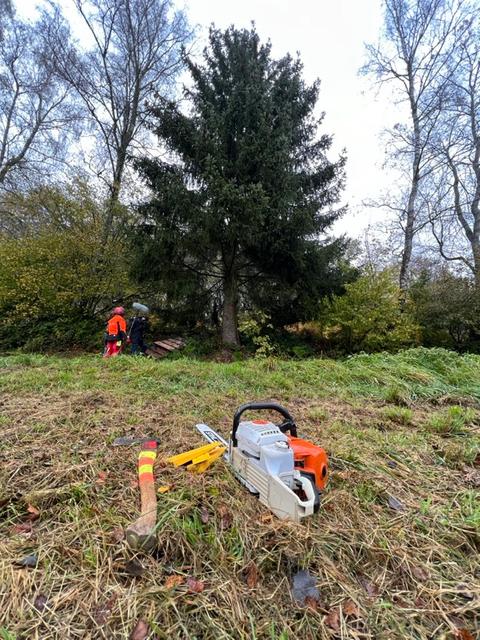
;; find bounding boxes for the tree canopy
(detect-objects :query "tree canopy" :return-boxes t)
[133,25,349,345]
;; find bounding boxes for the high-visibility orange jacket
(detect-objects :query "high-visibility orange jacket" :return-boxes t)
[106,314,127,337]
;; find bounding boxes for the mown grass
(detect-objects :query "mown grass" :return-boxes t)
[0,348,479,639]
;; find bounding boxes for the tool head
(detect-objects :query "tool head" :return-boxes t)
[132,302,149,315]
[112,436,159,447]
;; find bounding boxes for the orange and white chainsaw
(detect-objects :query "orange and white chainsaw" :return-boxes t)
[196,402,328,522]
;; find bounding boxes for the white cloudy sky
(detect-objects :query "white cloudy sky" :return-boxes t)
[186,0,394,236]
[18,0,398,237]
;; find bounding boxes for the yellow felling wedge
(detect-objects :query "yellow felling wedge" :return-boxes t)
[167,442,222,467]
[187,445,226,473]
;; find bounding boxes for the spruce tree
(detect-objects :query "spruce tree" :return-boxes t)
[134,26,348,346]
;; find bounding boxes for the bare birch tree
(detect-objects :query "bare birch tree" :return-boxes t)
[426,15,480,287]
[363,0,467,294]
[0,10,77,192]
[50,0,191,240]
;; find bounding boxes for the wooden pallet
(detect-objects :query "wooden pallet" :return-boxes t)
[145,337,186,359]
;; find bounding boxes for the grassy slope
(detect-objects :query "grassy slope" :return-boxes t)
[0,348,479,640]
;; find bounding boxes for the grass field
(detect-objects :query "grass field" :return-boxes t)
[0,348,479,640]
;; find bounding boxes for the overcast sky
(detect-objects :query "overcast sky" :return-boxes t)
[18,0,396,237]
[186,0,393,236]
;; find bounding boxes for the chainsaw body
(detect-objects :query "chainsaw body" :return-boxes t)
[196,402,328,523]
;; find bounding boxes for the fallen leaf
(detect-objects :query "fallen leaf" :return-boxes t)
[411,566,429,582]
[129,619,149,640]
[358,575,379,598]
[124,559,145,577]
[388,495,405,511]
[292,570,320,606]
[200,506,209,524]
[217,504,232,529]
[165,574,184,589]
[186,577,205,593]
[111,527,125,543]
[456,583,474,600]
[34,593,48,611]
[245,562,258,589]
[343,599,360,617]
[258,512,273,524]
[12,521,33,534]
[15,553,38,568]
[325,607,340,631]
[93,594,117,624]
[157,485,171,494]
[454,630,475,640]
[96,471,108,484]
[304,595,319,611]
[27,504,40,521]
[463,470,480,488]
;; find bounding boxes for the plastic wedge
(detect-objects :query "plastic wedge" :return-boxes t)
[167,442,222,467]
[187,445,226,473]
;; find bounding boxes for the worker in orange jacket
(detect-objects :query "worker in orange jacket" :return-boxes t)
[103,306,127,357]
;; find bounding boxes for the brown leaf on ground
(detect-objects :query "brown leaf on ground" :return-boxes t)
[33,593,48,611]
[186,577,205,593]
[200,506,209,524]
[27,504,40,520]
[411,565,429,582]
[258,512,273,524]
[165,574,184,589]
[124,559,145,578]
[304,596,319,611]
[245,562,258,589]
[111,527,125,543]
[12,521,33,534]
[463,469,480,487]
[456,583,474,600]
[217,504,232,529]
[454,629,475,640]
[93,594,117,625]
[129,619,149,640]
[96,471,108,484]
[325,607,340,631]
[358,576,379,598]
[342,599,360,617]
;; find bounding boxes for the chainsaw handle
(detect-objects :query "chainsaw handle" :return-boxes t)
[232,402,297,447]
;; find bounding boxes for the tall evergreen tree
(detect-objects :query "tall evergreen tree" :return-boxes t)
[134,26,348,346]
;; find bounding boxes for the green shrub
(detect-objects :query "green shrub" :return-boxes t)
[0,183,132,351]
[319,268,420,354]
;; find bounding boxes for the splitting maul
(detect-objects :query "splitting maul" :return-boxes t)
[196,402,328,523]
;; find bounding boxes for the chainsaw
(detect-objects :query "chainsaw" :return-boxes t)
[196,402,328,522]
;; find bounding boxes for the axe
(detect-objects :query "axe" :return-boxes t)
[113,436,159,552]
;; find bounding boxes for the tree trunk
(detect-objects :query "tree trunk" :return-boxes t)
[222,270,240,347]
[399,174,419,295]
[399,68,421,298]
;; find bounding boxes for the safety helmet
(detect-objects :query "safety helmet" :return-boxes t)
[113,306,125,316]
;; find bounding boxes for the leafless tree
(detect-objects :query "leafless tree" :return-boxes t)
[363,0,468,294]
[425,16,480,287]
[50,0,191,240]
[0,10,77,192]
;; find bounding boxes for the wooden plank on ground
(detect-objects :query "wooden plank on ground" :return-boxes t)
[154,341,177,352]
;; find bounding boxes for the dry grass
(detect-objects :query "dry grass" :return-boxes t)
[0,351,479,639]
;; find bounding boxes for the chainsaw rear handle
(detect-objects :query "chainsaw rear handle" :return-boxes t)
[232,402,297,447]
